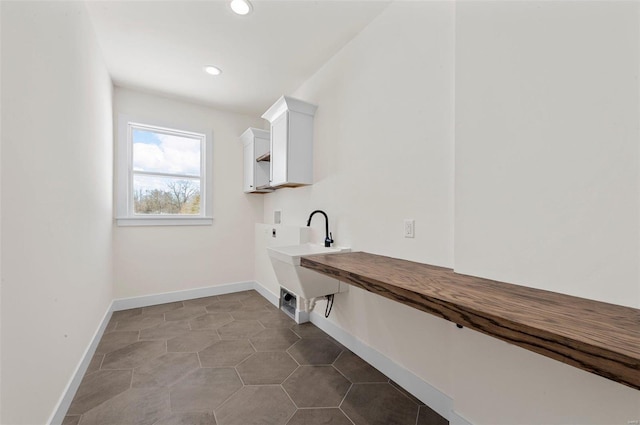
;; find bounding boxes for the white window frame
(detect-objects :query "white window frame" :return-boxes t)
[116,114,213,226]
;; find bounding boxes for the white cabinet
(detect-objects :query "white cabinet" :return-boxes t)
[240,128,272,193]
[261,96,317,188]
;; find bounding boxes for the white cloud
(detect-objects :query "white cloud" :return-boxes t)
[133,133,201,176]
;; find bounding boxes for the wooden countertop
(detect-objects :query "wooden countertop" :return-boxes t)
[300,252,640,390]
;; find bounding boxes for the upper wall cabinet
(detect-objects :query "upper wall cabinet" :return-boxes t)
[240,128,272,193]
[262,96,317,188]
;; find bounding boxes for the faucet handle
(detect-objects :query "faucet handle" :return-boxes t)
[325,232,334,247]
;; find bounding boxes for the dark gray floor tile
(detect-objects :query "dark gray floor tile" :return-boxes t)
[78,387,170,425]
[68,292,442,425]
[132,353,199,388]
[111,308,142,321]
[250,328,300,351]
[167,331,220,352]
[154,411,217,425]
[170,368,242,411]
[85,354,104,374]
[198,340,255,367]
[62,415,81,425]
[165,306,208,322]
[104,320,118,333]
[205,301,244,313]
[327,337,347,351]
[236,352,298,385]
[190,313,233,330]
[68,370,132,415]
[142,301,184,315]
[290,323,327,339]
[285,408,353,425]
[263,303,279,312]
[183,296,219,308]
[139,320,190,340]
[217,292,253,302]
[115,313,165,332]
[287,338,343,365]
[230,309,275,321]
[283,366,351,408]
[334,351,387,383]
[417,405,448,425]
[341,383,419,425]
[258,312,296,328]
[215,386,295,425]
[242,290,263,299]
[240,298,272,310]
[217,320,264,339]
[102,340,166,370]
[389,380,425,406]
[95,331,139,355]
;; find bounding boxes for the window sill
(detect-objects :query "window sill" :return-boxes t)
[116,216,214,227]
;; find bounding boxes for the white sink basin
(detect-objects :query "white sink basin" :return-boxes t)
[267,243,349,265]
[267,243,350,300]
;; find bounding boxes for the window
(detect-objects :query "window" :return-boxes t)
[116,116,213,226]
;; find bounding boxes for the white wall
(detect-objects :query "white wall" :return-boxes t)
[113,88,264,298]
[452,2,640,423]
[455,0,640,308]
[261,1,640,424]
[0,3,4,421]
[264,0,457,401]
[1,2,114,424]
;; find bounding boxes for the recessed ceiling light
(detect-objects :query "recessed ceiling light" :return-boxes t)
[204,65,222,76]
[230,0,252,16]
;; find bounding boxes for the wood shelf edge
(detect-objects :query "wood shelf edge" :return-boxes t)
[256,152,271,162]
[300,252,640,391]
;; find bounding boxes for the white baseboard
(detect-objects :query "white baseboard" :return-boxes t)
[48,303,114,425]
[307,310,452,420]
[112,280,255,311]
[307,309,473,425]
[252,280,279,306]
[49,280,262,425]
[451,411,474,425]
[294,309,310,324]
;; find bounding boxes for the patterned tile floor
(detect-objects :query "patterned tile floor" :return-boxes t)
[64,290,448,425]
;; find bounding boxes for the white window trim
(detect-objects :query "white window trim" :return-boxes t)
[116,114,213,226]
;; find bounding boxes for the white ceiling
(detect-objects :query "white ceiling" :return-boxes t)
[86,0,390,116]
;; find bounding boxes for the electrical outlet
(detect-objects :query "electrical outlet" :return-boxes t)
[404,219,415,238]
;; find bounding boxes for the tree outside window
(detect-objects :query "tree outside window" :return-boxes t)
[130,125,204,216]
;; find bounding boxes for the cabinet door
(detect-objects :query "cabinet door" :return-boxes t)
[243,142,254,192]
[270,112,288,186]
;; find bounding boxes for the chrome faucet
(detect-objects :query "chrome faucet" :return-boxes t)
[306,210,334,247]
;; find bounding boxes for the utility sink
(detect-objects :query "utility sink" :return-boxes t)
[268,243,349,264]
[267,243,350,300]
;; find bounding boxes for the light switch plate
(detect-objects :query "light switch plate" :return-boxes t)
[404,219,415,238]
